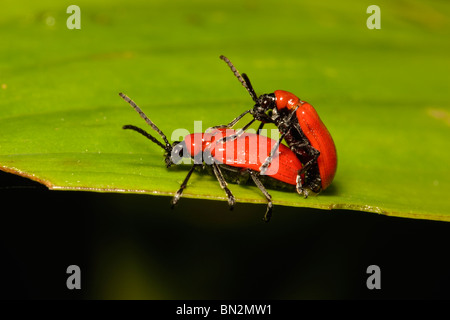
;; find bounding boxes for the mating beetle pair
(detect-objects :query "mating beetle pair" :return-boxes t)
[121,56,337,221]
[120,93,302,222]
[215,56,337,197]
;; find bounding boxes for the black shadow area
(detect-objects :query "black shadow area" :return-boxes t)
[0,170,449,299]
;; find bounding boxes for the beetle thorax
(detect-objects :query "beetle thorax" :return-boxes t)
[274,90,300,111]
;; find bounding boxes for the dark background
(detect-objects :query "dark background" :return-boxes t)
[1,170,449,300]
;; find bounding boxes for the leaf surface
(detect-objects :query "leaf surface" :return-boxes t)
[1,0,449,221]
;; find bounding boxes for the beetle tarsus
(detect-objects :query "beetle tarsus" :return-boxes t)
[263,202,273,222]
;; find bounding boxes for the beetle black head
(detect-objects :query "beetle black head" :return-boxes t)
[252,93,277,122]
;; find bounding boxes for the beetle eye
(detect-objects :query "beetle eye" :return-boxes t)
[259,94,276,111]
[170,141,186,164]
[173,141,184,157]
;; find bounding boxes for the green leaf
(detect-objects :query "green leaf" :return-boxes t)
[1,0,449,222]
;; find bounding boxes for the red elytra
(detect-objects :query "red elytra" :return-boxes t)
[273,90,337,190]
[182,129,303,185]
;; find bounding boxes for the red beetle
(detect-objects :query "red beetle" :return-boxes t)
[119,93,303,221]
[216,56,337,197]
[180,129,303,186]
[272,90,337,191]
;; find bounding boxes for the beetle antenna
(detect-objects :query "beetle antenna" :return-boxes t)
[122,124,171,152]
[119,93,172,151]
[220,55,258,102]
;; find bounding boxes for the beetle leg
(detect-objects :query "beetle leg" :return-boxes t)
[296,171,321,197]
[295,173,305,197]
[308,174,322,194]
[288,142,320,196]
[260,113,304,174]
[171,164,199,208]
[297,146,320,175]
[210,109,251,130]
[260,131,287,175]
[257,122,265,135]
[219,118,256,143]
[218,165,250,185]
[285,132,320,174]
[296,170,314,198]
[211,162,236,209]
[247,169,273,222]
